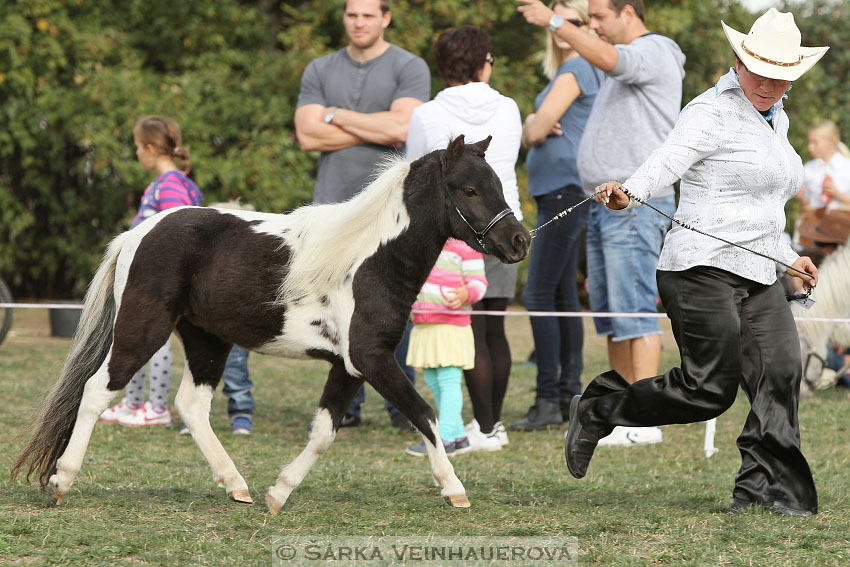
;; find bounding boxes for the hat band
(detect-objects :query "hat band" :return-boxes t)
[740,40,803,67]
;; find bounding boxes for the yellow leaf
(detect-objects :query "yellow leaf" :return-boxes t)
[36,18,49,33]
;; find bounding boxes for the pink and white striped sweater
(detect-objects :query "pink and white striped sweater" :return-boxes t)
[411,239,488,327]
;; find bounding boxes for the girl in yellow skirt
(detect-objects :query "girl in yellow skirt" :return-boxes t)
[405,238,488,457]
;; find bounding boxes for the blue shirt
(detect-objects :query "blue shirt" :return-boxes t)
[526,57,604,196]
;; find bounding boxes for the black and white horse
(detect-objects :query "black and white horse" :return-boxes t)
[795,236,850,388]
[12,135,530,512]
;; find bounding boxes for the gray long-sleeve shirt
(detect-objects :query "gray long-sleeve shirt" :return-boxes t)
[577,33,686,198]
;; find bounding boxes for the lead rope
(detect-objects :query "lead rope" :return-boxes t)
[528,189,607,239]
[528,185,813,302]
[616,185,813,301]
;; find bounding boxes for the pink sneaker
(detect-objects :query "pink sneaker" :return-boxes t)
[117,401,172,427]
[100,400,138,423]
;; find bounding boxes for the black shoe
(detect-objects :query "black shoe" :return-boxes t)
[390,411,416,432]
[509,398,563,431]
[564,395,599,479]
[340,413,361,428]
[730,498,813,517]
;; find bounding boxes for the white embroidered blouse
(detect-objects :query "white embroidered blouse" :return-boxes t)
[623,69,802,285]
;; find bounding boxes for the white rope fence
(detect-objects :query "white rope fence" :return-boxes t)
[1,303,85,309]
[3,303,850,324]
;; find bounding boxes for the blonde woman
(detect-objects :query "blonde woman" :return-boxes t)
[511,0,604,431]
[798,120,850,211]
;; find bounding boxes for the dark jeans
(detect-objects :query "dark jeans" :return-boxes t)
[346,319,415,418]
[521,186,586,402]
[578,266,817,514]
[222,345,253,419]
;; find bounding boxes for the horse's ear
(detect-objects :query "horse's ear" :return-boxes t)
[472,135,492,154]
[444,135,466,167]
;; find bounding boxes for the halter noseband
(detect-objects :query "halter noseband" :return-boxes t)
[439,153,514,253]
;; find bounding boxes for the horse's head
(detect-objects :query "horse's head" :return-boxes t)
[440,135,530,263]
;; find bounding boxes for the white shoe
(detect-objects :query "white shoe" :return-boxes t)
[597,426,663,446]
[465,419,509,448]
[100,400,137,423]
[492,421,509,446]
[117,401,172,426]
[465,423,502,452]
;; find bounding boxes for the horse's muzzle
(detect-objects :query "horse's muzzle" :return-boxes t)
[490,225,531,264]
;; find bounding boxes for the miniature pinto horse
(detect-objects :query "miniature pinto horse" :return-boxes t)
[12,135,530,513]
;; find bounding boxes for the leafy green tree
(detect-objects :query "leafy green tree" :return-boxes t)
[0,0,843,299]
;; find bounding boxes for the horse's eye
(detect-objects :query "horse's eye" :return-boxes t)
[462,187,477,198]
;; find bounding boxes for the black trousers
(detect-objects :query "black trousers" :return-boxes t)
[578,266,817,514]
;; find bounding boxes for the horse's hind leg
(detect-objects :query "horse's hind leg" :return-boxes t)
[47,359,117,504]
[360,353,469,508]
[49,320,174,504]
[173,320,252,503]
[265,362,363,515]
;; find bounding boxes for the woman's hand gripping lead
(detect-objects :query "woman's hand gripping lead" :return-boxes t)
[788,256,818,291]
[593,181,631,211]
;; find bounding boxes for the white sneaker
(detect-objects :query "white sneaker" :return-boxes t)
[597,426,663,446]
[465,419,509,448]
[117,401,172,427]
[100,400,137,423]
[465,423,502,452]
[492,421,509,447]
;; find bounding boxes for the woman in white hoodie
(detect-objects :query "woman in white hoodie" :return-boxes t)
[406,25,522,452]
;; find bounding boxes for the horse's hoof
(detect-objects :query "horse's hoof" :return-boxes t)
[228,489,253,504]
[46,484,63,506]
[444,494,470,508]
[265,491,283,516]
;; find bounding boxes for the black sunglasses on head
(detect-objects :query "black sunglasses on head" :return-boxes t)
[566,18,586,27]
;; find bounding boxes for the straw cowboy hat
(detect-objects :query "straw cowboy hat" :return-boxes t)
[721,8,828,82]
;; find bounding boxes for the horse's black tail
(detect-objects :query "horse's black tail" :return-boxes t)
[11,232,128,488]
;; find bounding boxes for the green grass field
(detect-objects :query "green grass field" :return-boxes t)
[2,308,849,566]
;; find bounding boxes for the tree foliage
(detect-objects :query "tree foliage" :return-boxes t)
[0,0,844,298]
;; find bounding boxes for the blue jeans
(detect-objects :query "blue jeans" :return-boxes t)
[521,186,586,402]
[586,195,675,340]
[346,319,415,419]
[222,345,253,421]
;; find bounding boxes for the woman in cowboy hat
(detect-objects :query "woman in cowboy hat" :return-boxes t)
[564,8,827,517]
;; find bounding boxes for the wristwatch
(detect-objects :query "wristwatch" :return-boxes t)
[548,13,564,33]
[324,108,337,124]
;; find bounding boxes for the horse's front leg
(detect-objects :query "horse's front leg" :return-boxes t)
[265,363,363,515]
[357,350,469,508]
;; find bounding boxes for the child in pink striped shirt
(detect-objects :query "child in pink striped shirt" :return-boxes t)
[404,238,487,457]
[101,116,203,428]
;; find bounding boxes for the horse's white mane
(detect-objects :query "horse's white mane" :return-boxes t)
[794,235,850,346]
[277,155,412,302]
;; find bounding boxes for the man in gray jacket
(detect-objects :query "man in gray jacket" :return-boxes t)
[517,0,685,445]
